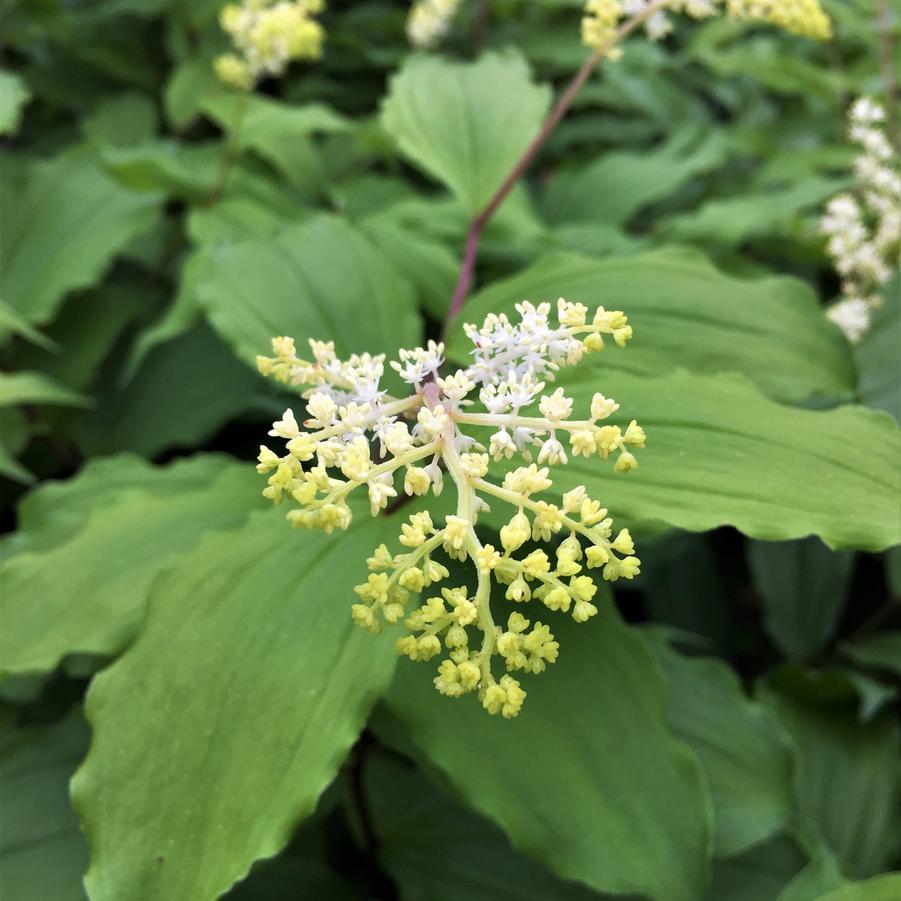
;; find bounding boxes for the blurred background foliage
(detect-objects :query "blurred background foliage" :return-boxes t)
[0,0,900,899]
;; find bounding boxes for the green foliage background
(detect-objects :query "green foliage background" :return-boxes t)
[1,1,900,899]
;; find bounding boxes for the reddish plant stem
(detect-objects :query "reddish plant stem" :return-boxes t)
[442,2,665,333]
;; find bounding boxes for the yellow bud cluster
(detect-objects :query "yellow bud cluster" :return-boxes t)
[580,0,831,60]
[257,298,645,718]
[215,0,326,91]
[726,0,831,40]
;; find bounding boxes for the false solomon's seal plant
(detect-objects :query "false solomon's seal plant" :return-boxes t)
[256,301,644,717]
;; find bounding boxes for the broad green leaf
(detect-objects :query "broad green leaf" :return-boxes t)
[660,176,844,247]
[73,507,397,901]
[854,273,900,423]
[840,632,901,677]
[197,216,422,369]
[760,681,901,878]
[81,92,157,149]
[366,752,604,901]
[74,324,261,458]
[384,601,711,901]
[430,363,894,550]
[380,51,551,214]
[0,457,261,679]
[449,247,854,404]
[202,93,351,193]
[645,632,792,857]
[359,215,459,321]
[99,140,220,202]
[746,538,855,660]
[815,874,901,901]
[530,369,901,551]
[12,454,236,555]
[0,70,31,135]
[0,148,160,325]
[0,371,89,408]
[542,127,729,227]
[0,711,89,900]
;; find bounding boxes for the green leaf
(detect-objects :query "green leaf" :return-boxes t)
[197,216,422,370]
[358,215,459,321]
[202,93,352,194]
[854,272,900,423]
[449,247,854,404]
[814,874,901,901]
[0,298,58,351]
[0,70,31,136]
[366,751,604,901]
[380,50,551,214]
[644,631,793,856]
[640,534,740,653]
[0,438,34,485]
[10,281,153,391]
[384,602,711,901]
[707,834,806,901]
[11,454,232,555]
[0,371,90,408]
[542,127,729,227]
[525,369,901,551]
[760,680,901,878]
[74,324,261,459]
[660,176,844,247]
[0,711,89,900]
[776,847,847,901]
[746,538,855,660]
[840,632,901,678]
[0,456,261,679]
[0,147,161,326]
[72,506,397,901]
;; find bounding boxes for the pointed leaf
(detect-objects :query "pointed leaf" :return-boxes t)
[381,51,551,214]
[0,371,90,408]
[0,148,160,326]
[528,369,901,551]
[383,602,711,901]
[73,507,397,901]
[196,216,422,369]
[448,247,854,404]
[0,457,261,679]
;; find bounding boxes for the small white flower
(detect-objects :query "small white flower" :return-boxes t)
[270,408,300,439]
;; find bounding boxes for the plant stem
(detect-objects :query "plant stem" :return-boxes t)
[442,1,667,333]
[205,92,249,206]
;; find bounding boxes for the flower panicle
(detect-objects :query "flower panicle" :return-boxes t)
[256,298,644,718]
[820,97,900,343]
[215,0,326,91]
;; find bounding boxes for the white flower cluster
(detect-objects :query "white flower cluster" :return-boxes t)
[406,0,461,48]
[820,98,900,343]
